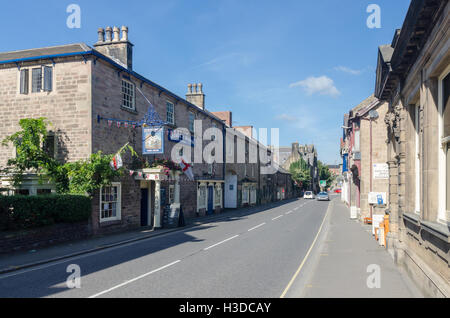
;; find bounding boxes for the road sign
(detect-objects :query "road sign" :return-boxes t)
[320,180,327,188]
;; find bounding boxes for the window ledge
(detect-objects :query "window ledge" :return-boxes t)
[120,106,138,114]
[420,220,450,243]
[403,212,421,226]
[99,219,122,227]
[403,212,450,243]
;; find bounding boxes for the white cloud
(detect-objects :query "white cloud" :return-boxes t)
[334,66,363,75]
[289,76,340,97]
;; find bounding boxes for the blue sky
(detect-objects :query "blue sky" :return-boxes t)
[0,0,411,164]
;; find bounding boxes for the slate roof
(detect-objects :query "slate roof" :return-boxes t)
[0,43,91,62]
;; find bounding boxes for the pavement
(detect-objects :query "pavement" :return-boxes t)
[284,199,423,298]
[0,195,423,298]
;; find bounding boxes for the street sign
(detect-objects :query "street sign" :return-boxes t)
[373,163,389,179]
[368,192,387,205]
[320,180,327,188]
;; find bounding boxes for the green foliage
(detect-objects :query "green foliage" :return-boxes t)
[62,152,123,196]
[318,160,335,189]
[0,194,91,231]
[289,158,311,190]
[2,118,137,197]
[1,118,57,185]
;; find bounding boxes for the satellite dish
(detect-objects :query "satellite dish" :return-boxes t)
[369,110,379,120]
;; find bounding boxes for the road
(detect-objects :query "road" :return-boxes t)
[0,197,331,298]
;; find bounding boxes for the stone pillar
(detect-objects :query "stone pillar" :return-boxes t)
[154,180,161,228]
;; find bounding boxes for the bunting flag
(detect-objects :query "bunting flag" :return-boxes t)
[180,159,194,181]
[129,170,134,176]
[109,153,123,171]
[116,122,121,128]
[108,120,112,127]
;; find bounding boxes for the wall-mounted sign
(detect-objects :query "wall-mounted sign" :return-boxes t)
[368,192,387,205]
[373,163,389,179]
[168,128,194,147]
[143,127,164,155]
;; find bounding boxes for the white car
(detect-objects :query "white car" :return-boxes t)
[304,191,314,199]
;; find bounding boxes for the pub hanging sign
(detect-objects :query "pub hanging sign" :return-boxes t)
[142,126,164,155]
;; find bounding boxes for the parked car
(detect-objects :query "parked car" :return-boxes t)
[334,188,342,193]
[317,192,330,201]
[304,191,314,199]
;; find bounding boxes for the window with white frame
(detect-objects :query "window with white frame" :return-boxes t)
[438,68,450,223]
[189,112,195,133]
[414,102,421,214]
[166,101,175,125]
[198,184,207,209]
[242,185,249,204]
[100,183,121,222]
[31,68,42,92]
[250,186,257,204]
[122,79,135,110]
[214,185,221,206]
[20,69,29,94]
[27,66,52,93]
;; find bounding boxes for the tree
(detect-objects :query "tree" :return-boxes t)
[289,158,312,191]
[317,160,335,190]
[1,118,57,186]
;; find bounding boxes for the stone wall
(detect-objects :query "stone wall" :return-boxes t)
[0,222,91,254]
[0,57,92,166]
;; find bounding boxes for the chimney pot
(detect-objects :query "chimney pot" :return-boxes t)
[193,83,198,93]
[187,83,192,94]
[97,28,105,43]
[121,26,128,41]
[198,83,203,93]
[105,26,113,42]
[113,26,120,42]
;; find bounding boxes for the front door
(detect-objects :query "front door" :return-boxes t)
[140,188,149,226]
[207,186,214,215]
[225,173,237,208]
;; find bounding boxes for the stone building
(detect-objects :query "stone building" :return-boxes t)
[341,95,389,221]
[375,0,449,297]
[0,26,227,235]
[211,111,296,208]
[0,26,295,237]
[271,142,318,192]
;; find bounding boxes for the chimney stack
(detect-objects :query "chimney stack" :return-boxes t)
[113,26,120,42]
[94,25,133,70]
[186,83,205,110]
[105,26,113,42]
[97,28,105,43]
